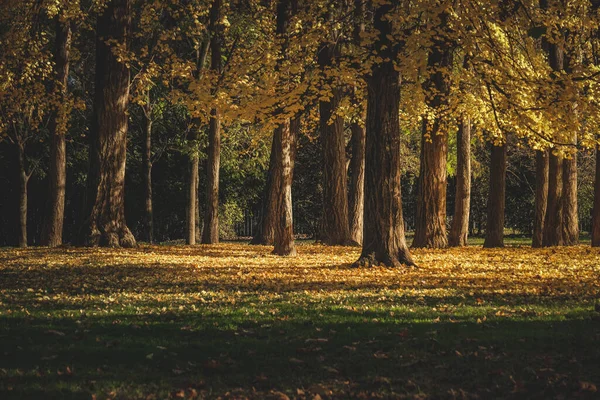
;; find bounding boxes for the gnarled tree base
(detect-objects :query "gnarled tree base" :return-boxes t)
[85,223,136,248]
[272,247,296,257]
[412,235,447,249]
[353,251,417,269]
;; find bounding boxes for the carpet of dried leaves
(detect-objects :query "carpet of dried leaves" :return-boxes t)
[0,243,599,399]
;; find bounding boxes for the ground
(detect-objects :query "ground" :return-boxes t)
[1,242,599,399]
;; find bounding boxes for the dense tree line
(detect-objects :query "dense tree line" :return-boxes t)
[2,0,600,266]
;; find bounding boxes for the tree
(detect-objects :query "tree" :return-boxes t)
[250,137,277,245]
[449,117,471,247]
[412,6,453,249]
[348,121,365,245]
[532,150,548,248]
[139,90,154,243]
[543,152,564,246]
[483,142,506,248]
[348,0,366,246]
[202,0,224,244]
[41,13,72,247]
[271,0,297,256]
[593,144,600,247]
[272,117,297,256]
[562,149,578,245]
[186,29,210,246]
[0,0,53,247]
[318,24,352,246]
[80,0,136,247]
[354,2,415,268]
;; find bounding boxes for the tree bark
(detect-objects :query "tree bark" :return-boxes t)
[348,122,365,245]
[41,16,71,247]
[449,117,471,247]
[272,118,297,256]
[202,108,220,244]
[185,29,210,246]
[186,152,199,245]
[202,0,223,244]
[354,2,414,268]
[562,149,578,245]
[412,22,452,249]
[532,150,549,248]
[318,43,352,246]
[17,142,29,248]
[543,152,564,246]
[270,0,297,256]
[140,99,153,243]
[592,145,600,246]
[80,0,135,248]
[483,143,507,248]
[250,136,278,245]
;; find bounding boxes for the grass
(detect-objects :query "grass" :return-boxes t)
[1,243,599,399]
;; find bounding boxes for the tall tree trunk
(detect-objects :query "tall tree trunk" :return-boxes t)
[318,43,352,245]
[17,142,29,248]
[413,116,448,248]
[141,99,153,243]
[540,35,566,247]
[543,153,564,246]
[250,137,278,245]
[354,2,414,268]
[186,153,199,245]
[81,0,135,247]
[202,109,220,244]
[449,117,471,247]
[412,22,452,249]
[348,122,365,245]
[272,119,297,256]
[347,0,366,246]
[41,17,71,247]
[562,149,578,245]
[202,0,223,244]
[592,144,600,246]
[483,143,507,248]
[532,150,549,248]
[271,0,297,256]
[195,168,201,239]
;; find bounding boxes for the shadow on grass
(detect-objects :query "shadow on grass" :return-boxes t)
[1,309,599,399]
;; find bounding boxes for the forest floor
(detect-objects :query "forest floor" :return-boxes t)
[1,243,599,399]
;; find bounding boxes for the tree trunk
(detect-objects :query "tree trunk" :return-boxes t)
[413,116,448,248]
[272,119,297,256]
[483,143,506,248]
[354,2,414,268]
[348,122,365,245]
[41,17,71,247]
[532,150,549,248]
[202,108,220,244]
[318,43,352,246]
[412,28,452,249]
[17,143,28,248]
[592,145,600,246]
[201,0,223,244]
[543,152,564,246]
[81,0,135,248]
[186,153,199,245]
[562,149,578,245]
[195,167,201,240]
[250,136,278,245]
[141,100,153,243]
[449,117,471,247]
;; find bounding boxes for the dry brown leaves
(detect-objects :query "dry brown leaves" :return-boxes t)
[0,243,598,313]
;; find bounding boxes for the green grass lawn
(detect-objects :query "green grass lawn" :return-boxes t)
[1,244,599,399]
